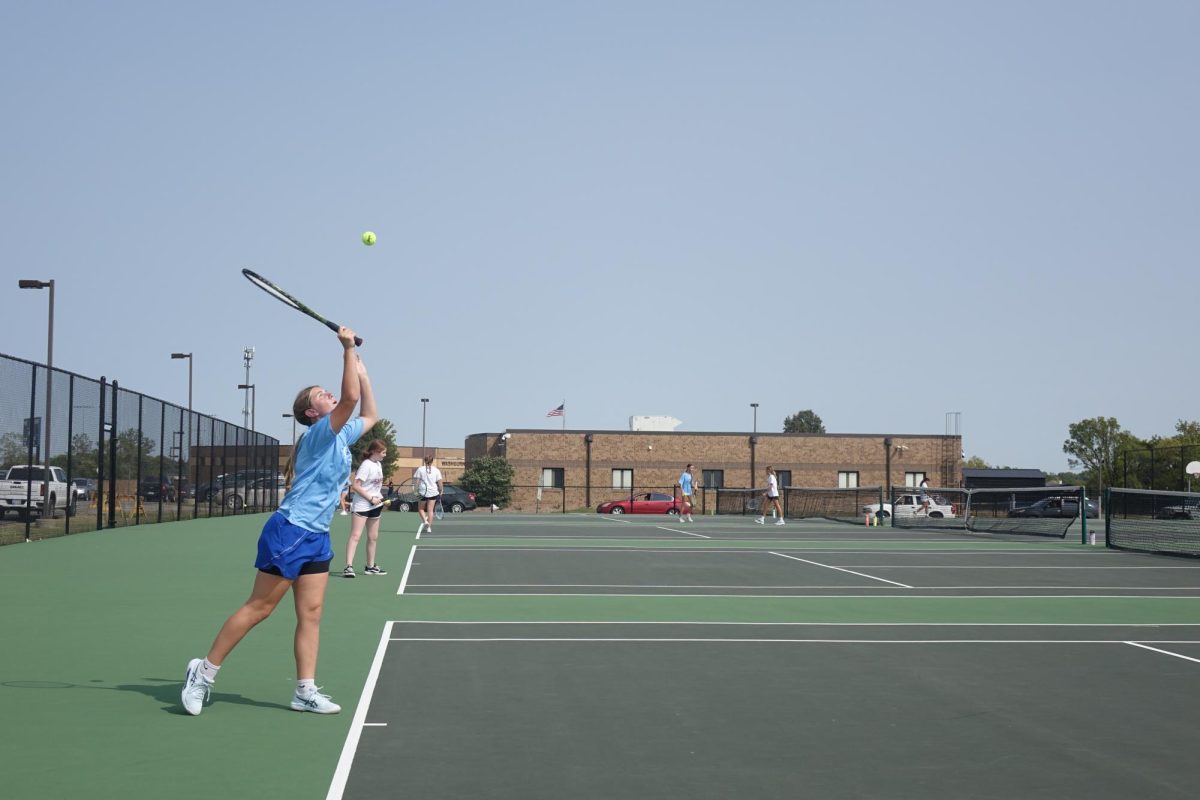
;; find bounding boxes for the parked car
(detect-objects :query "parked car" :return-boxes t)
[71,478,96,501]
[1,464,73,519]
[596,492,682,515]
[383,484,477,513]
[1154,500,1200,520]
[139,476,178,503]
[863,493,957,520]
[218,477,285,510]
[196,470,282,502]
[1007,496,1098,519]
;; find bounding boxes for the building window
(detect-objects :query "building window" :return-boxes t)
[905,472,926,487]
[541,467,564,489]
[776,470,792,488]
[612,469,633,490]
[838,471,859,488]
[702,469,724,489]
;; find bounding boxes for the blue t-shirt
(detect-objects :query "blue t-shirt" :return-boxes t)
[679,471,694,496]
[278,415,365,533]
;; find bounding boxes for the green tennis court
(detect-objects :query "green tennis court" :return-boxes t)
[4,513,1200,799]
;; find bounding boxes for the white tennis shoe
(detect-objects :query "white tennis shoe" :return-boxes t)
[181,658,213,716]
[291,687,341,714]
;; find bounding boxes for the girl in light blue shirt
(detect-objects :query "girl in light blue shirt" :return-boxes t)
[182,325,378,716]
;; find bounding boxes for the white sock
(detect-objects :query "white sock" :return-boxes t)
[297,679,316,695]
[199,659,220,682]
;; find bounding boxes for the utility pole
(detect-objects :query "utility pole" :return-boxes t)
[242,347,255,429]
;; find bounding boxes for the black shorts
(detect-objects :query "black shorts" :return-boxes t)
[354,505,383,519]
[259,558,331,577]
[420,495,441,504]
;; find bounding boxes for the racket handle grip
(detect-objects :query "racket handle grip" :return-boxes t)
[325,320,364,346]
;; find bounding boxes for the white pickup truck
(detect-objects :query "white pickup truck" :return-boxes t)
[1,465,74,519]
[863,492,957,520]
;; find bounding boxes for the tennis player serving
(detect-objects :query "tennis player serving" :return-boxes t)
[181,325,377,716]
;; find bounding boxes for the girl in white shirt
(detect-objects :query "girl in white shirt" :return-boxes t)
[343,440,387,577]
[756,466,785,526]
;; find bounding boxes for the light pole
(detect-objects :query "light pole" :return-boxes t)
[750,402,758,434]
[238,384,256,431]
[171,353,193,413]
[242,347,255,429]
[19,279,54,463]
[172,353,193,486]
[420,398,429,459]
[282,413,297,447]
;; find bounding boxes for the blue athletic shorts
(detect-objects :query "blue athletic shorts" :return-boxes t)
[255,512,334,580]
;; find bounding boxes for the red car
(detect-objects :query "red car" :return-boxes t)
[596,492,681,515]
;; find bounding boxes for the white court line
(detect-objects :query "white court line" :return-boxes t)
[403,583,1200,590]
[362,722,388,727]
[655,525,710,539]
[770,551,913,588]
[391,620,1200,627]
[386,637,1200,644]
[412,546,1107,554]
[399,592,1200,599]
[597,515,634,524]
[396,546,417,595]
[1125,642,1200,664]
[326,621,394,800]
[849,563,1200,568]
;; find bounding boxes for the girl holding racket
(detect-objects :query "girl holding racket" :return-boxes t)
[755,466,785,526]
[342,440,388,578]
[414,453,443,534]
[181,326,377,716]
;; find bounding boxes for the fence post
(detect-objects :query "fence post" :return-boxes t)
[65,374,74,536]
[24,366,37,541]
[107,381,119,529]
[1078,486,1088,545]
[97,377,106,531]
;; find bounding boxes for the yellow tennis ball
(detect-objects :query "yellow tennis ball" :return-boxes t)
[361,231,377,246]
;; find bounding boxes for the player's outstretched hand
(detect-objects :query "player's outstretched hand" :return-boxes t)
[338,326,358,349]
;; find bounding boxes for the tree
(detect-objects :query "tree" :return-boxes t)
[0,431,32,468]
[350,418,401,482]
[1063,417,1139,491]
[48,433,100,477]
[458,456,514,509]
[962,455,990,469]
[783,410,825,434]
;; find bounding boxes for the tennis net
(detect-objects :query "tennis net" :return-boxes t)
[963,486,1090,538]
[783,487,885,524]
[1107,488,1200,557]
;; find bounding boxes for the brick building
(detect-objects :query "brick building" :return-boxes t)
[466,429,962,512]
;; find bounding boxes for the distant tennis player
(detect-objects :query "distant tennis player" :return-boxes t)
[917,477,931,516]
[342,440,388,578]
[181,326,377,716]
[755,466,784,526]
[678,463,696,522]
[414,453,443,534]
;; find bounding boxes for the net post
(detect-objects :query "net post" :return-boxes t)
[1078,485,1088,545]
[1103,486,1111,547]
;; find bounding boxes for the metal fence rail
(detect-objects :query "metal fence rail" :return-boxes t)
[1,352,280,545]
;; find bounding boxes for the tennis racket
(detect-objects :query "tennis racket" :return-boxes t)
[242,269,363,346]
[434,500,444,521]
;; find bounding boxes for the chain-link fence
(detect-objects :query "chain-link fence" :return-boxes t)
[1,352,280,545]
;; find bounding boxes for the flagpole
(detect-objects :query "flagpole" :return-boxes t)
[561,399,566,431]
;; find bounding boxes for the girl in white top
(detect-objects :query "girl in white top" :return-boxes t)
[343,440,387,577]
[414,453,444,534]
[756,466,785,526]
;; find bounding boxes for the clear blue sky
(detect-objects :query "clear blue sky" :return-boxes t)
[3,1,1197,472]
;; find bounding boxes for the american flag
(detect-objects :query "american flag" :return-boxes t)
[546,403,565,418]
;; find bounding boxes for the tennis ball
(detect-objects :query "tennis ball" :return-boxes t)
[361,231,377,246]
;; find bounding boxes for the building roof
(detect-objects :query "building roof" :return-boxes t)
[962,468,1046,479]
